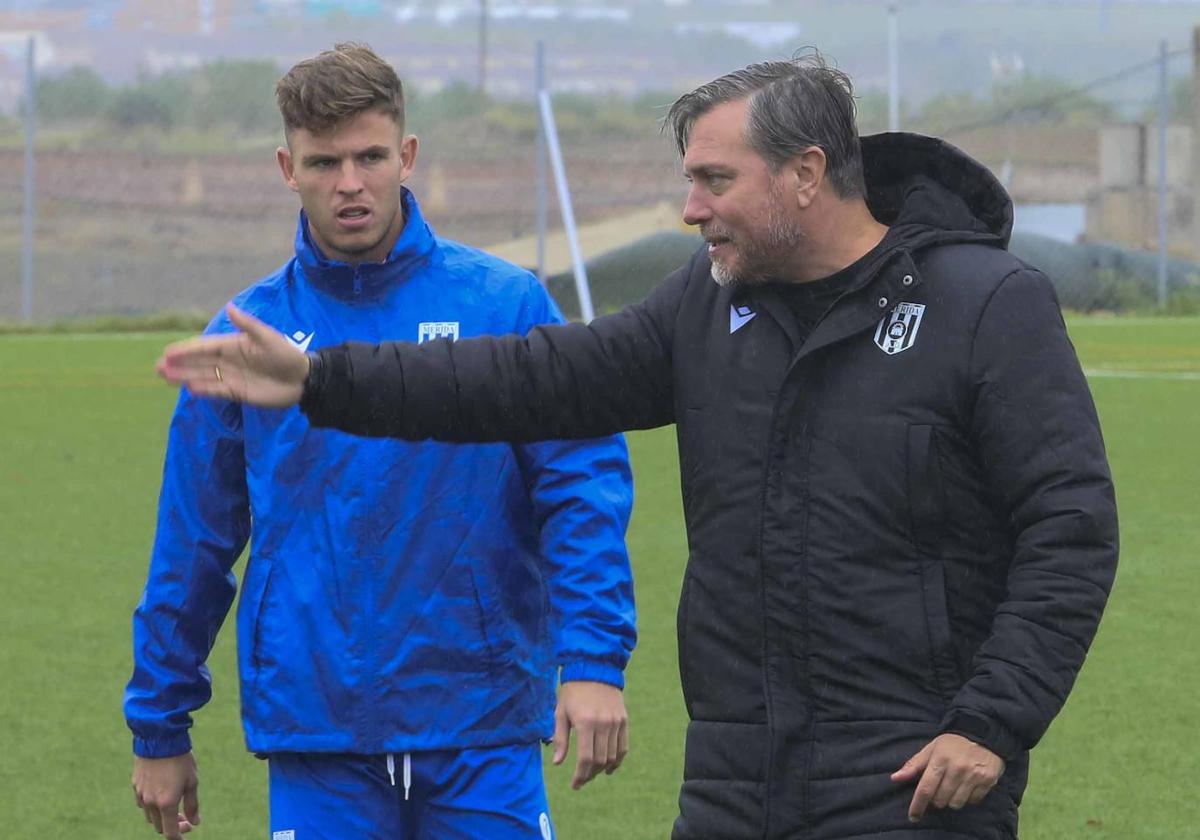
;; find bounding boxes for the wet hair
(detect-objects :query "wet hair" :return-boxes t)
[275,42,404,137]
[665,50,865,198]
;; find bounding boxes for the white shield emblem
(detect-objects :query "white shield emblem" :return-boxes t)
[873,302,925,355]
[418,321,460,343]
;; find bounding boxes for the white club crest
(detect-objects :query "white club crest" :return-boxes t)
[418,321,460,343]
[874,302,925,355]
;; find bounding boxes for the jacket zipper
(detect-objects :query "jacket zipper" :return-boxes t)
[755,385,786,839]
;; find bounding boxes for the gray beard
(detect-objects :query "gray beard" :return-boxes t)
[710,258,738,288]
[708,216,804,288]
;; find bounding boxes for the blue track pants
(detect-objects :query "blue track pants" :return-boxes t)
[267,744,554,840]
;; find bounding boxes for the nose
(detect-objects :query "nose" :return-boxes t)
[336,160,365,195]
[682,185,711,227]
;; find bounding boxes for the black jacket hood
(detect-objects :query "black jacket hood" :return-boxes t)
[862,132,1014,250]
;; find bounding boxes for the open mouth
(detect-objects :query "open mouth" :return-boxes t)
[706,236,732,256]
[336,206,372,229]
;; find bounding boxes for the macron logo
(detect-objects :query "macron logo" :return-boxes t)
[730,304,756,334]
[285,330,314,353]
[272,832,295,840]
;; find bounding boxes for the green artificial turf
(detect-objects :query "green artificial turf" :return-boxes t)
[0,317,1195,838]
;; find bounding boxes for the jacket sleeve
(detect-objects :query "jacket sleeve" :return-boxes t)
[510,283,637,689]
[125,338,251,758]
[301,264,689,441]
[940,267,1118,761]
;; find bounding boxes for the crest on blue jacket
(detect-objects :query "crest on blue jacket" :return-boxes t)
[874,302,925,355]
[418,321,460,343]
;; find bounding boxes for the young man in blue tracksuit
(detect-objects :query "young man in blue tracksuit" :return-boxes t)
[125,43,636,840]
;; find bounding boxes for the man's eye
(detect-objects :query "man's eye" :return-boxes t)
[312,160,335,169]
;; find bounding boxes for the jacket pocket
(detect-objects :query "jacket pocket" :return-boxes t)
[237,553,278,702]
[906,424,959,701]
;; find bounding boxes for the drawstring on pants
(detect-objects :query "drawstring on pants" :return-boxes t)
[385,753,413,801]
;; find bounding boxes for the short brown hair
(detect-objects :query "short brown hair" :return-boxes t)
[275,42,404,137]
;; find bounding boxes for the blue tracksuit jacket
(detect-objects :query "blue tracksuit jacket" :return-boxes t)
[125,189,636,758]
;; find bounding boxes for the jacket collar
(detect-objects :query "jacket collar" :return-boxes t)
[294,187,437,302]
[739,134,1010,360]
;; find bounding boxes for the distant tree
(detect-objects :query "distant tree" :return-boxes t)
[1171,77,1193,121]
[106,72,191,131]
[36,66,110,123]
[632,90,679,130]
[914,91,989,134]
[1141,77,1193,123]
[190,59,281,135]
[915,74,1113,134]
[409,80,492,125]
[855,90,912,135]
[990,73,1114,125]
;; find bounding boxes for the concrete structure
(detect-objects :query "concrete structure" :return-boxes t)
[1086,123,1193,255]
[1084,26,1199,259]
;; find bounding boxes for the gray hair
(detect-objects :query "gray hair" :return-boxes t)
[665,51,865,199]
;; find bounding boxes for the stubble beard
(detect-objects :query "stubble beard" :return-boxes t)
[708,204,804,289]
[312,203,401,264]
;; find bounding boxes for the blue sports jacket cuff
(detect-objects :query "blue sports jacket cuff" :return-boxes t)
[132,731,193,759]
[559,659,625,690]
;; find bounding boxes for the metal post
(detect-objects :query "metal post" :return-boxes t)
[199,0,214,35]
[1191,27,1200,261]
[477,0,489,95]
[887,3,899,131]
[1156,39,1169,309]
[538,91,595,322]
[22,36,36,323]
[535,41,547,284]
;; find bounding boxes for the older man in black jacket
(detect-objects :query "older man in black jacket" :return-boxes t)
[161,54,1118,840]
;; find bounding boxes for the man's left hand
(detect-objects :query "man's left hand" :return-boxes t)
[890,733,1005,822]
[552,680,629,789]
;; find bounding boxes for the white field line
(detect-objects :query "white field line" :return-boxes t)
[0,332,185,341]
[1066,316,1200,327]
[1084,368,1200,381]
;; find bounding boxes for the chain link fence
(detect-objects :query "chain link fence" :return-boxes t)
[2,5,1199,324]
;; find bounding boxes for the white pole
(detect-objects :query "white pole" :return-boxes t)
[888,3,900,132]
[1156,39,1170,309]
[535,41,547,284]
[22,36,36,323]
[478,0,489,94]
[538,90,595,322]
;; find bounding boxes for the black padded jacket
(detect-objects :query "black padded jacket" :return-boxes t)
[302,133,1119,840]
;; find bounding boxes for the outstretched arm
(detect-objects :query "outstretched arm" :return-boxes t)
[158,267,690,442]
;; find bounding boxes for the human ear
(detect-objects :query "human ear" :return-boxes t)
[398,134,419,183]
[276,146,299,193]
[791,146,827,209]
